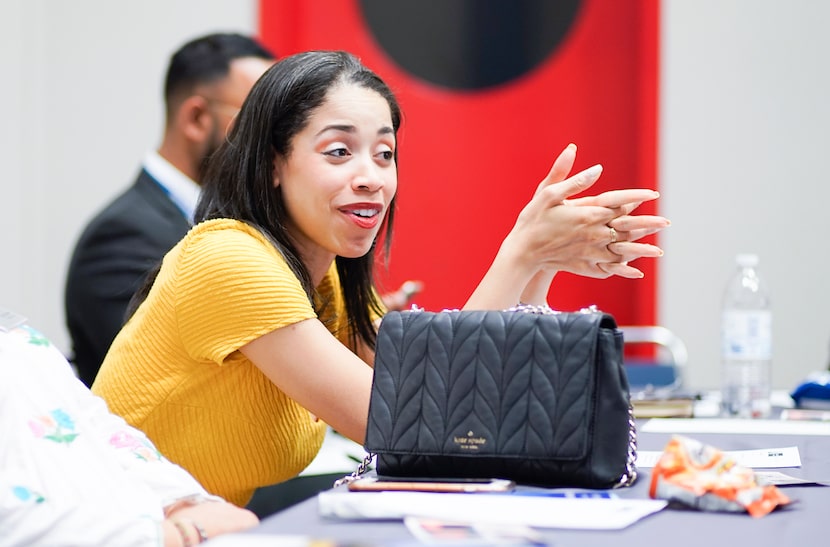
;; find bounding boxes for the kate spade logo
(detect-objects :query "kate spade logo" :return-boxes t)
[453,430,487,450]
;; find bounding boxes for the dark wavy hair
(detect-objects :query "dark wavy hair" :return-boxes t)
[193,50,401,349]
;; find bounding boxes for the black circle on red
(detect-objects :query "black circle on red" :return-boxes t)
[358,0,583,90]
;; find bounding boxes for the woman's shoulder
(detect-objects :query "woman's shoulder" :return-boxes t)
[0,324,73,374]
[179,219,280,260]
[185,218,268,244]
[0,323,89,406]
[170,219,295,285]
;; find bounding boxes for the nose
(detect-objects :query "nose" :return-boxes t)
[351,155,385,192]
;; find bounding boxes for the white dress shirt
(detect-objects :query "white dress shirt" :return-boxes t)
[143,151,201,224]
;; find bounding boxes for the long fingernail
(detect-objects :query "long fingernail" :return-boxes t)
[584,164,602,179]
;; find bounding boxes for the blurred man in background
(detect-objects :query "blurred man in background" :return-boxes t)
[65,33,275,386]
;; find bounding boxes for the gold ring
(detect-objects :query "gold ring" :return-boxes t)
[609,226,618,244]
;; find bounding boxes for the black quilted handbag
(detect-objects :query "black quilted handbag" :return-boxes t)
[358,305,638,489]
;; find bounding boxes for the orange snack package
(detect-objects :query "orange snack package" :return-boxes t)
[649,435,791,517]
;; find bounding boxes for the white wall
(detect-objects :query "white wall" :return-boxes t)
[2,0,827,393]
[0,0,257,352]
[660,0,830,391]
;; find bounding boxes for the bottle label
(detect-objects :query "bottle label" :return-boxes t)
[721,310,772,359]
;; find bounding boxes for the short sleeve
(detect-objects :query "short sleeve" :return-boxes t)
[174,221,317,364]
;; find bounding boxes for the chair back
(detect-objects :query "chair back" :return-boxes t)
[619,325,688,395]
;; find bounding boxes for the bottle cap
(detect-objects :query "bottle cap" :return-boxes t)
[735,253,759,267]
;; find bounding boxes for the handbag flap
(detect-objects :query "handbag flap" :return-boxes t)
[365,310,616,462]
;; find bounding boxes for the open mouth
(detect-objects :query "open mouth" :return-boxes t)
[342,205,383,229]
[350,209,379,219]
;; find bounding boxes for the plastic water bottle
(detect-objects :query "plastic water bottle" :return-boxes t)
[721,254,772,418]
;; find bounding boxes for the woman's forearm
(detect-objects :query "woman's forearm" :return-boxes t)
[520,270,556,305]
[462,233,538,311]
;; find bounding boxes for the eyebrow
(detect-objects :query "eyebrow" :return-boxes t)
[316,124,395,137]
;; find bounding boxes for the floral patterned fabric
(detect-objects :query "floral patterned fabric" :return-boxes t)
[0,321,218,546]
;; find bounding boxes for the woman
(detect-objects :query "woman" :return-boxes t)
[92,51,668,506]
[0,314,257,546]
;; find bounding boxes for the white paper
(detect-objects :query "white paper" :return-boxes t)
[754,471,824,486]
[636,446,801,468]
[404,517,545,545]
[641,418,830,436]
[318,491,667,530]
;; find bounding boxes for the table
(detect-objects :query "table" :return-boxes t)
[250,425,829,546]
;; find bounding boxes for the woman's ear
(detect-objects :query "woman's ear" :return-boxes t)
[272,156,281,188]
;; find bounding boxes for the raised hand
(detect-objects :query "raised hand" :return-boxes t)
[465,144,670,311]
[516,144,669,281]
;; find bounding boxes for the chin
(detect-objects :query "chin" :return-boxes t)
[333,233,378,259]
[338,243,374,259]
[340,249,372,259]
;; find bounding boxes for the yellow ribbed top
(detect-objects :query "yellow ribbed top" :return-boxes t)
[92,218,350,506]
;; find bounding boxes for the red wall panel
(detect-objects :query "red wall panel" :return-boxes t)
[258,0,659,325]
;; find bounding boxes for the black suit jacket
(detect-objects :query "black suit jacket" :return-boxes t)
[65,169,191,386]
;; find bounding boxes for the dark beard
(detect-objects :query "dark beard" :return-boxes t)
[197,126,223,184]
